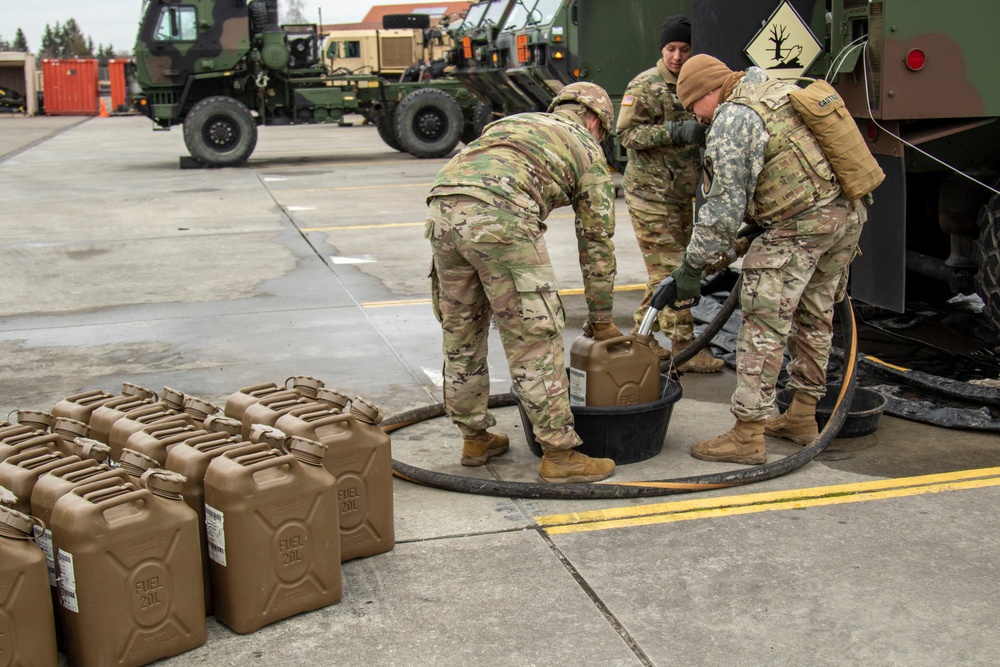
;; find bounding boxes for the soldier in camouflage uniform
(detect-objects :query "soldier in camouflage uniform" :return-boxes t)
[616,15,724,373]
[425,82,622,484]
[672,55,868,464]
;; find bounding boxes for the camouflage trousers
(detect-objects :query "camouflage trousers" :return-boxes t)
[733,197,867,421]
[425,195,581,451]
[626,191,695,342]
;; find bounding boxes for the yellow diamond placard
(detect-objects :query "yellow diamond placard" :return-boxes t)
[744,0,822,80]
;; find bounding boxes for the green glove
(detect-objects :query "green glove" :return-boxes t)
[665,120,708,146]
[670,258,703,303]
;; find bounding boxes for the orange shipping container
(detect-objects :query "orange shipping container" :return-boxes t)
[107,58,130,113]
[41,58,99,115]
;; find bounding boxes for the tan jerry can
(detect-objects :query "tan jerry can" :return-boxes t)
[0,504,58,667]
[273,397,394,561]
[164,432,246,616]
[51,473,206,667]
[203,441,341,634]
[569,334,661,407]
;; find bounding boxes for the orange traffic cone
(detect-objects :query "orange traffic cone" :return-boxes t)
[99,99,109,117]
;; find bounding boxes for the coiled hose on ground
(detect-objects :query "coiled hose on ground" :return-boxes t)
[383,279,860,500]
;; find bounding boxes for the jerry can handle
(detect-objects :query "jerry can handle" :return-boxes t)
[234,450,297,473]
[299,411,355,429]
[91,488,152,517]
[84,483,143,507]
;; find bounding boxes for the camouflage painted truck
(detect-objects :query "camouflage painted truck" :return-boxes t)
[692,0,1000,332]
[445,0,693,168]
[454,0,1000,332]
[132,0,481,165]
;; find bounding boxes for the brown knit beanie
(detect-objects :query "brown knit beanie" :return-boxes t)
[677,54,735,110]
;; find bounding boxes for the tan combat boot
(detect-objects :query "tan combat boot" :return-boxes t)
[673,340,725,373]
[537,448,615,483]
[765,393,819,446]
[630,325,671,360]
[461,430,510,466]
[690,420,767,464]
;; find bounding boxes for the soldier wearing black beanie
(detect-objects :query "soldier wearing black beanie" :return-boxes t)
[660,15,691,49]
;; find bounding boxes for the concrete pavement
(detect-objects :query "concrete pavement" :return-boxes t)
[2,114,999,666]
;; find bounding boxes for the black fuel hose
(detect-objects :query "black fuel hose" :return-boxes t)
[384,291,859,500]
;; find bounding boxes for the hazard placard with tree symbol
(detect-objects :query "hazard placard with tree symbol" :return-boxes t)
[744,0,822,80]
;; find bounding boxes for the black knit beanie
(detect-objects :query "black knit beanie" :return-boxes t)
[660,15,691,48]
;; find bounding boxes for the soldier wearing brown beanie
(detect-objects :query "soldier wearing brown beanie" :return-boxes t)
[671,55,868,464]
[615,16,724,372]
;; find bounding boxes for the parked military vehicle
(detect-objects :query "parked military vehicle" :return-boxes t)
[132,0,481,165]
[692,0,1000,332]
[446,0,692,167]
[449,0,1000,333]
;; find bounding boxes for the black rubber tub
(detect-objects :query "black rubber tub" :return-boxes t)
[511,374,682,464]
[776,383,886,438]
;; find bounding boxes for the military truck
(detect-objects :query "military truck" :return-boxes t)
[450,0,1000,333]
[132,0,480,165]
[692,0,1000,332]
[446,0,692,168]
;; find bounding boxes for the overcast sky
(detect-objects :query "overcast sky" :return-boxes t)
[2,1,366,54]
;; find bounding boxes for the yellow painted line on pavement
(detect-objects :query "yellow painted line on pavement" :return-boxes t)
[361,283,648,308]
[538,467,1000,536]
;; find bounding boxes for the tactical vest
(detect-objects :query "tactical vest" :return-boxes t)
[729,78,841,224]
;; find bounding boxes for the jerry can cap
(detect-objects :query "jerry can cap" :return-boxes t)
[140,469,187,499]
[14,409,53,430]
[73,437,111,462]
[287,436,327,465]
[317,387,350,411]
[204,414,241,435]
[161,386,187,411]
[249,423,286,448]
[121,382,157,400]
[119,447,160,473]
[53,416,90,438]
[0,503,36,537]
[183,396,220,419]
[286,374,324,397]
[350,396,384,425]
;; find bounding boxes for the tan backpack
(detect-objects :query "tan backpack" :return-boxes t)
[788,79,885,200]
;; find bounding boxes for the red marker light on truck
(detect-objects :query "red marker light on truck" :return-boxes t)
[905,49,926,71]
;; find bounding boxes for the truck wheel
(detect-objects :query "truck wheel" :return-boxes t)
[183,97,258,167]
[974,177,1000,332]
[374,109,403,152]
[461,101,493,145]
[393,88,463,159]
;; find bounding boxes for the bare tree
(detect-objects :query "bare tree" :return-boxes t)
[769,24,789,61]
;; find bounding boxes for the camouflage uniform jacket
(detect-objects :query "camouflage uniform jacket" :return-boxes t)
[616,59,701,206]
[427,110,617,320]
[686,67,842,267]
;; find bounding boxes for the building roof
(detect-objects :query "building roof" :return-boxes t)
[321,3,472,34]
[362,3,472,25]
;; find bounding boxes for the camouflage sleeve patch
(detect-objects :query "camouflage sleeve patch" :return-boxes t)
[686,105,768,267]
[622,94,635,106]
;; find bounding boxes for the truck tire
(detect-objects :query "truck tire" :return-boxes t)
[183,97,258,167]
[374,109,403,152]
[393,88,463,159]
[974,177,1000,332]
[461,101,493,145]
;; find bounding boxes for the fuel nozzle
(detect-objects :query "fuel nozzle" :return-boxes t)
[637,275,699,336]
